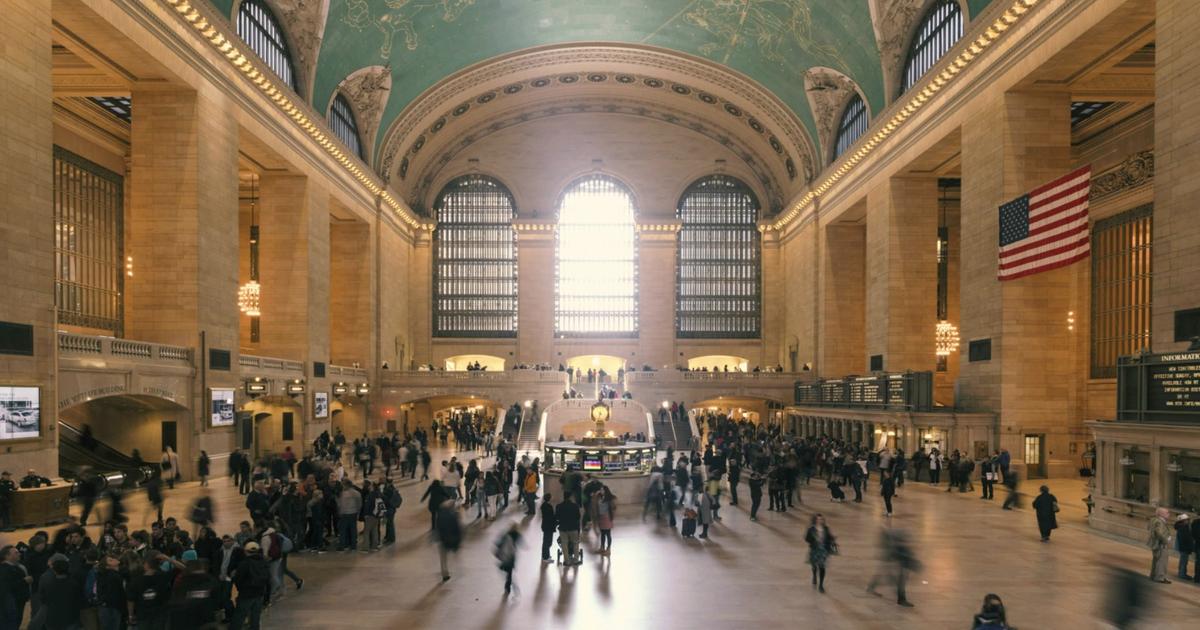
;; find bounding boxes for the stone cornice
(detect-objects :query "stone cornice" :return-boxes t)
[148,0,420,233]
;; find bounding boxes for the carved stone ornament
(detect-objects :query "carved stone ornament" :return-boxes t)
[804,67,860,163]
[868,0,929,99]
[1090,150,1154,202]
[270,0,329,96]
[339,65,392,161]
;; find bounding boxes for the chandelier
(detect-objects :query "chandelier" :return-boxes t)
[935,320,960,356]
[238,280,261,317]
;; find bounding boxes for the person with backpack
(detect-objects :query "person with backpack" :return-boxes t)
[493,524,522,596]
[229,542,270,629]
[972,593,1013,629]
[126,554,172,630]
[167,554,219,628]
[92,553,124,630]
[362,481,385,552]
[382,479,402,545]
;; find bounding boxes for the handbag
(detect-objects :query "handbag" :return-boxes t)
[1052,501,1060,513]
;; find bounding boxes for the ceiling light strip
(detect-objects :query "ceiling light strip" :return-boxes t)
[770,0,1041,231]
[160,0,421,229]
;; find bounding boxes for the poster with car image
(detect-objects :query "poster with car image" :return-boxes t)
[314,391,329,419]
[211,388,236,426]
[0,386,40,440]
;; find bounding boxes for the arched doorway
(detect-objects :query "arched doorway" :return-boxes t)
[59,394,191,482]
[443,354,506,371]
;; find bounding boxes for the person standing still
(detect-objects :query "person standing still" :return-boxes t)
[539,493,557,563]
[1149,507,1174,583]
[881,471,896,518]
[748,470,764,521]
[1175,513,1194,580]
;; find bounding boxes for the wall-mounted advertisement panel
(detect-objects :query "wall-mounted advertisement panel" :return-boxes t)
[211,388,236,427]
[0,387,40,440]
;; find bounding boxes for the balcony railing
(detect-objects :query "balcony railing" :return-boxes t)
[328,364,368,380]
[239,354,305,375]
[57,332,192,365]
[382,370,569,383]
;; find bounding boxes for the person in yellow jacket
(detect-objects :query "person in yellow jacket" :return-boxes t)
[523,464,540,515]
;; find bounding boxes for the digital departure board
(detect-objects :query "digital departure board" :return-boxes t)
[1118,352,1200,422]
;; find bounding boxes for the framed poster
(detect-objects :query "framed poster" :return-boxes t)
[314,391,329,419]
[0,386,40,440]
[210,388,236,426]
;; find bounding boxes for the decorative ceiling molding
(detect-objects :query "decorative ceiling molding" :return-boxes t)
[263,0,329,100]
[771,0,1043,231]
[1089,150,1153,203]
[377,44,817,188]
[408,96,786,216]
[334,65,391,164]
[804,67,862,165]
[868,0,938,104]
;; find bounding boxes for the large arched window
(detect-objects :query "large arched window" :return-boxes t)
[833,93,869,159]
[329,93,364,159]
[900,0,964,95]
[555,175,638,336]
[236,0,297,91]
[433,175,518,337]
[677,176,761,338]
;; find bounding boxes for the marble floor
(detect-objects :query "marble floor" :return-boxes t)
[5,451,1197,629]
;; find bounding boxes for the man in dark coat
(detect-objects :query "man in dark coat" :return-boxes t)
[539,493,558,563]
[1031,485,1059,542]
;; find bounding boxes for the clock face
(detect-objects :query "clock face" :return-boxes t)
[591,404,609,422]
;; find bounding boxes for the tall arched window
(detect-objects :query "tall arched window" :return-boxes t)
[834,93,869,159]
[433,175,518,337]
[555,175,638,336]
[677,176,761,338]
[236,0,297,91]
[900,0,964,95]
[329,93,364,159]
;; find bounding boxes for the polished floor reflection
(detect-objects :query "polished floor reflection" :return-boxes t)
[4,452,1195,629]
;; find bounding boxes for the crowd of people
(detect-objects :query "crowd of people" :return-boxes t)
[0,402,1184,629]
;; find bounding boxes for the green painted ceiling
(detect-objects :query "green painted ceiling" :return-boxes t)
[210,0,997,162]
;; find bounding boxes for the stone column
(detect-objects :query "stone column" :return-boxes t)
[761,229,784,366]
[407,229,433,366]
[819,223,866,377]
[1153,0,1200,350]
[638,227,676,368]
[865,176,939,373]
[959,90,1079,473]
[128,86,239,352]
[0,0,57,474]
[257,174,330,364]
[127,85,240,475]
[515,224,554,364]
[329,220,372,366]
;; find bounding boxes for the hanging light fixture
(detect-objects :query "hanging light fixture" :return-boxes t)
[238,175,262,319]
[935,320,960,356]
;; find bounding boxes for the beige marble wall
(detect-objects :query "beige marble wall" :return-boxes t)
[329,220,372,366]
[638,232,676,366]
[1153,0,1200,351]
[865,176,938,373]
[819,223,866,377]
[258,174,330,366]
[782,219,819,372]
[959,90,1083,474]
[0,0,58,474]
[515,229,554,365]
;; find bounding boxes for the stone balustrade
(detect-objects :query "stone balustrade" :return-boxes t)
[57,332,192,364]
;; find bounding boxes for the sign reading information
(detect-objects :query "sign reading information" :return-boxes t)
[1118,352,1200,422]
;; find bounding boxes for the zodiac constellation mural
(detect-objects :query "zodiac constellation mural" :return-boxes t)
[343,0,477,59]
[679,0,849,71]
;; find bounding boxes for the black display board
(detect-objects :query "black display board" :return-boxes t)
[1118,352,1200,422]
[793,372,933,411]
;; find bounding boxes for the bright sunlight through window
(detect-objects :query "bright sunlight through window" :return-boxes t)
[555,175,638,336]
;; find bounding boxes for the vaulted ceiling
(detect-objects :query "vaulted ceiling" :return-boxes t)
[208,0,996,212]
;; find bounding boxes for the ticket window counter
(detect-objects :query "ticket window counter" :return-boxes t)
[921,429,946,456]
[544,445,656,474]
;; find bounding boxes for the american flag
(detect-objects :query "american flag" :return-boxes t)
[998,166,1092,281]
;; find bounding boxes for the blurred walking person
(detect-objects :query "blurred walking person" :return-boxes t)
[1031,485,1058,542]
[867,526,919,607]
[804,514,837,593]
[493,524,522,596]
[434,499,462,582]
